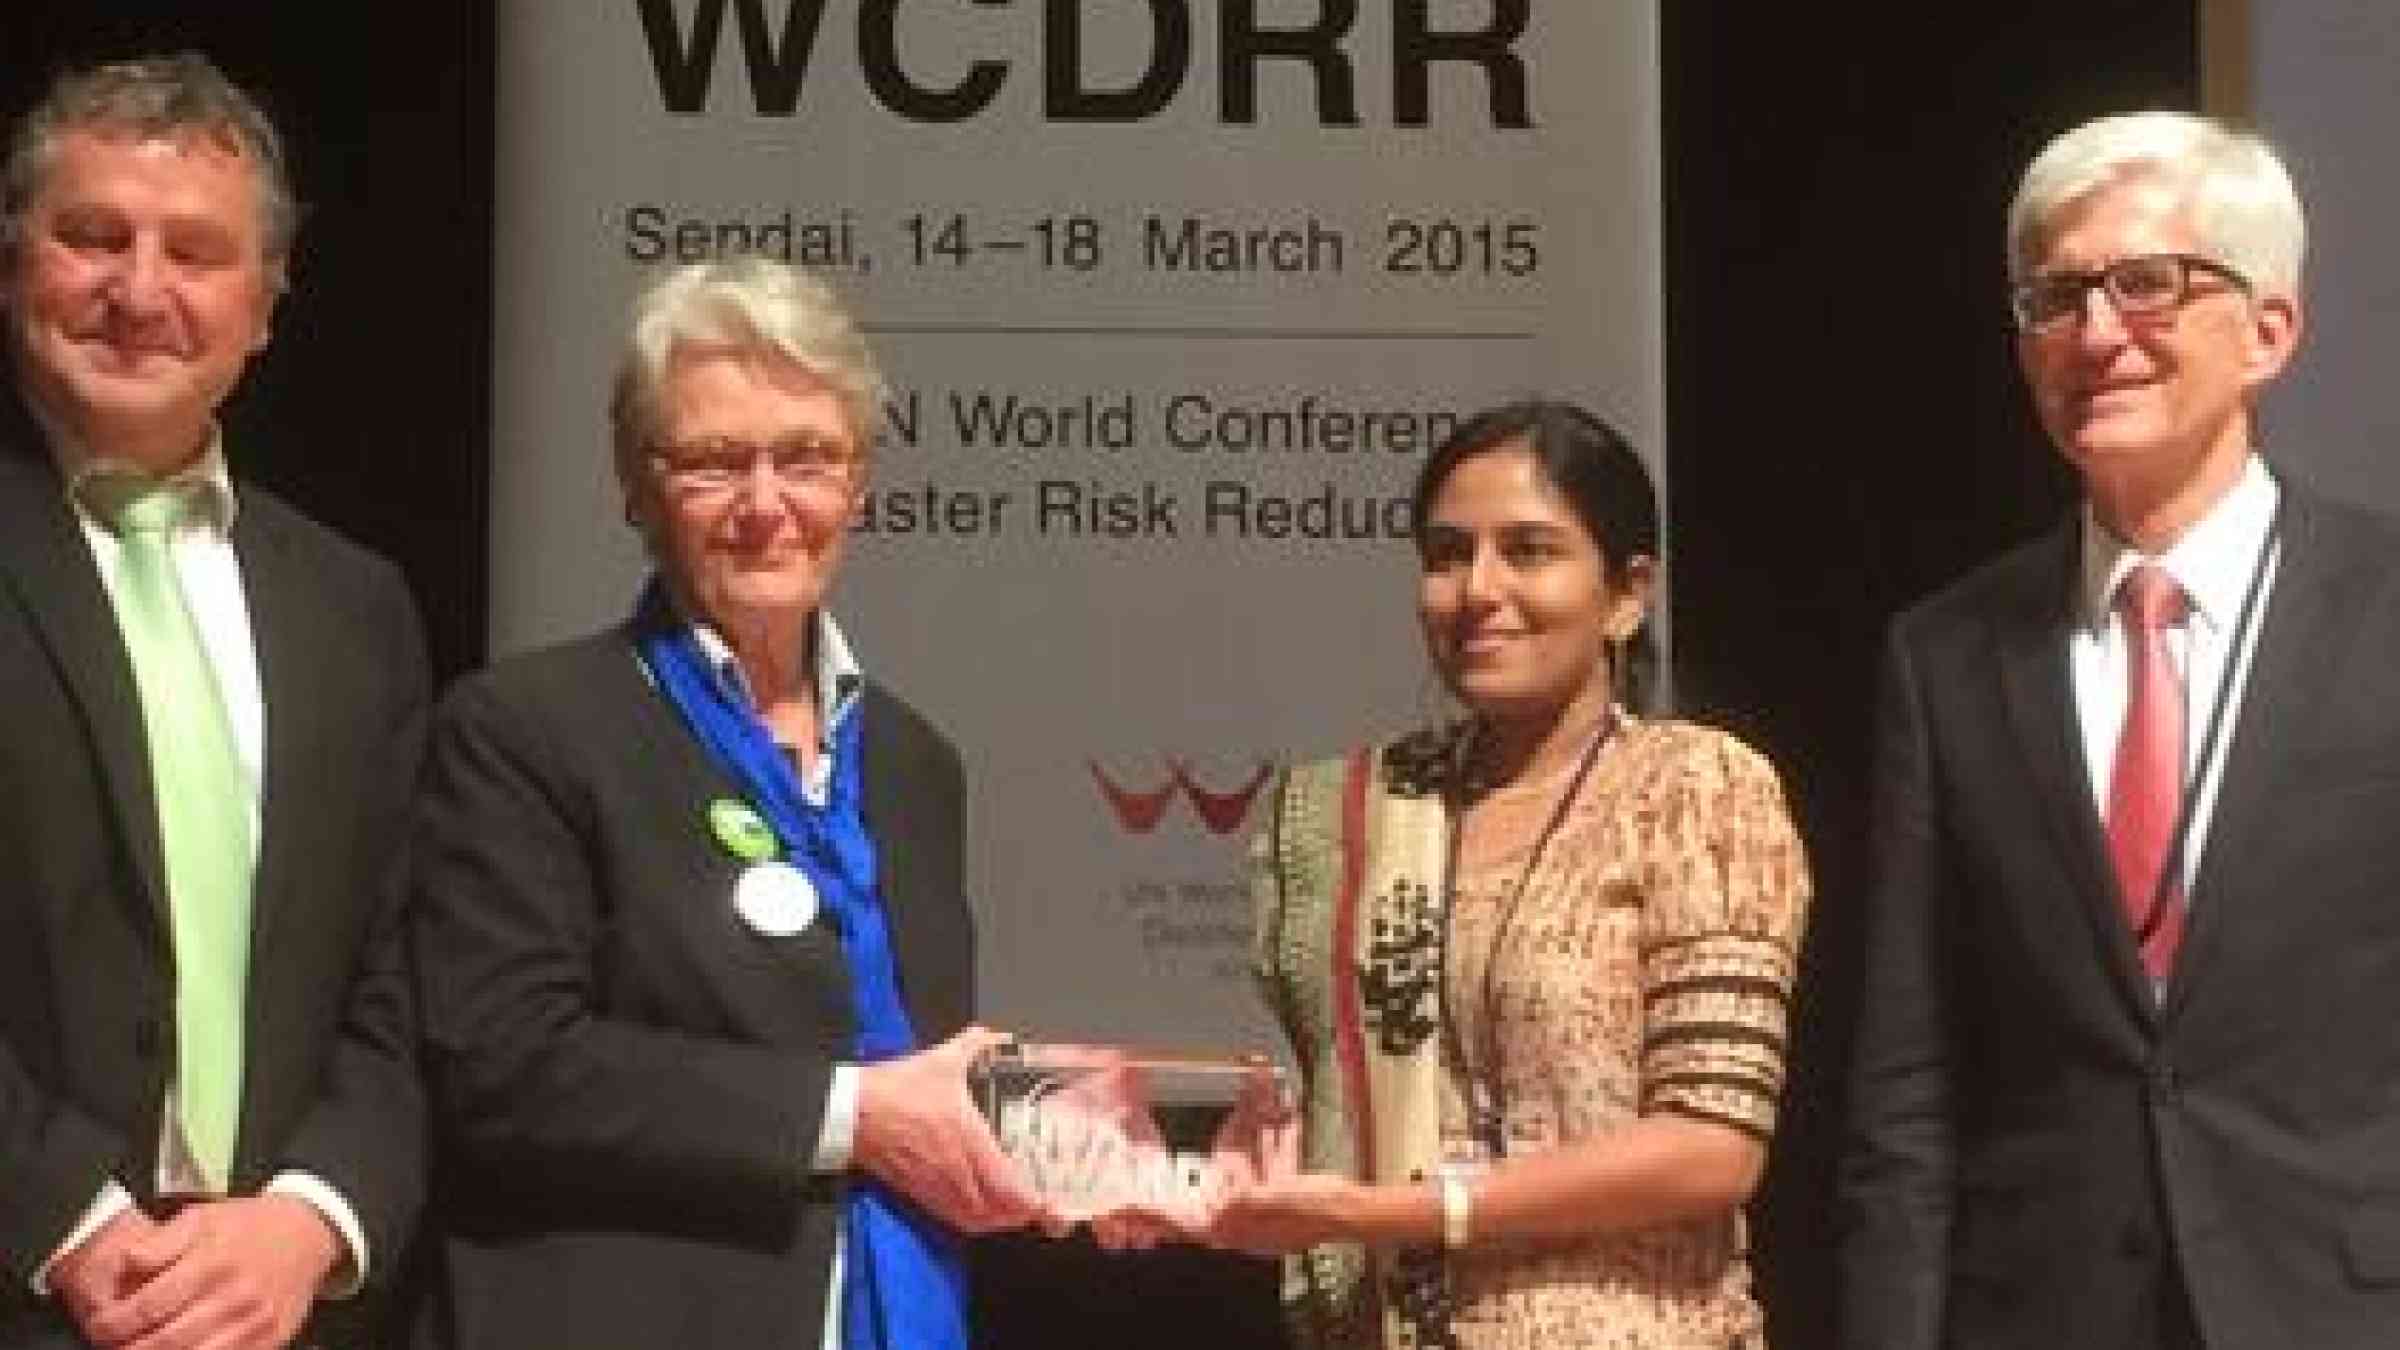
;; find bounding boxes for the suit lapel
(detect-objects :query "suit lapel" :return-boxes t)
[0,448,172,930]
[2159,487,2350,1021]
[232,497,319,961]
[618,615,867,1037]
[1990,517,2160,1020]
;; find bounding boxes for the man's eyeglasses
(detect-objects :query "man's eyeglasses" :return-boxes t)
[648,436,861,492]
[2008,252,2251,332]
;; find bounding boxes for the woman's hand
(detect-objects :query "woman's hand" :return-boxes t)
[853,1026,1063,1236]
[1085,1061,1304,1253]
[1086,1170,1370,1256]
[1201,1172,1379,1255]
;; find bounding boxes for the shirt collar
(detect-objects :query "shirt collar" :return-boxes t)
[686,608,866,738]
[2079,454,2279,636]
[51,419,240,533]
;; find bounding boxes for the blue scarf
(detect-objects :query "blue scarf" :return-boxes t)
[633,583,967,1350]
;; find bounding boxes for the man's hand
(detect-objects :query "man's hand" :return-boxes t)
[854,1026,1056,1236]
[79,1194,339,1350]
[48,1208,161,1338]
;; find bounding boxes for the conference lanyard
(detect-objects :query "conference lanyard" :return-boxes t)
[1439,712,1614,1160]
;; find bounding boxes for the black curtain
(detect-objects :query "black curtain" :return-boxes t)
[1662,7,2199,1348]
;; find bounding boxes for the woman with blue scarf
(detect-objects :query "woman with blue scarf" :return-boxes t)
[409,258,1044,1349]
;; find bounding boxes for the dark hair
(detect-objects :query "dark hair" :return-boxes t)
[1411,398,1662,709]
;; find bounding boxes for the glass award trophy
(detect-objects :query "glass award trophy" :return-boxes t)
[970,1042,1288,1219]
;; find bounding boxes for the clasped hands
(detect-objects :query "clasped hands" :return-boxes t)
[853,1027,1313,1253]
[48,1193,340,1350]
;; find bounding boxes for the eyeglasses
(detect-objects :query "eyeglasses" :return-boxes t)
[2008,252,2251,332]
[647,436,861,492]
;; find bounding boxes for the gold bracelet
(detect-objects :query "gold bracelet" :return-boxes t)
[1437,1168,1473,1250]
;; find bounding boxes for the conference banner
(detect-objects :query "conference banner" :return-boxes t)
[490,0,1664,1048]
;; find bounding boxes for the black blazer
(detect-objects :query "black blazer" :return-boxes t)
[1839,475,2400,1349]
[407,621,972,1349]
[0,429,429,1345]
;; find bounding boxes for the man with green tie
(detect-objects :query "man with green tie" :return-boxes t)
[0,53,426,1348]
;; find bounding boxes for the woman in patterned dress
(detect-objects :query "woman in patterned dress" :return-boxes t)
[1215,400,1812,1349]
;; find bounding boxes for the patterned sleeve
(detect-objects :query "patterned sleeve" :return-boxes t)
[1636,729,1813,1140]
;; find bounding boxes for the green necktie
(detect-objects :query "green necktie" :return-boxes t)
[92,481,254,1192]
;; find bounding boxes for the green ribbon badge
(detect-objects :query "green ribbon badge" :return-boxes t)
[707,798,779,864]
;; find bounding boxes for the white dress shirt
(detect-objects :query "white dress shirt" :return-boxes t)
[33,429,369,1297]
[2069,453,2282,908]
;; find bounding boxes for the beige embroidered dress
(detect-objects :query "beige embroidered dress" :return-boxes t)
[1252,715,1811,1350]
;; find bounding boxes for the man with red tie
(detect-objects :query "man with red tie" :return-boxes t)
[1839,111,2400,1349]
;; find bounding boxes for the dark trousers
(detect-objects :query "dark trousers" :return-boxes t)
[2148,1256,2206,1350]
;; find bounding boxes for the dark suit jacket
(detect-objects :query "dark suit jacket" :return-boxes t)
[0,421,430,1346]
[406,620,972,1349]
[1839,474,2400,1349]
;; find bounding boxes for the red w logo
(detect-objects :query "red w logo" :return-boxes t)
[1172,759,1274,834]
[1088,759,1276,835]
[1086,761,1176,833]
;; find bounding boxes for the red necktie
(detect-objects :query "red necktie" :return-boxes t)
[2107,564,2190,982]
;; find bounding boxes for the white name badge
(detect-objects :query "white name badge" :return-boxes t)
[734,862,819,937]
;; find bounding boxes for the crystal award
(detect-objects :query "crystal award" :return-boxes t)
[970,1042,1288,1219]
